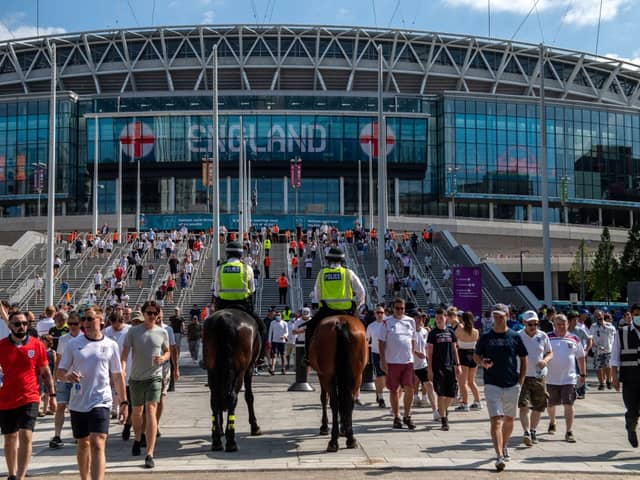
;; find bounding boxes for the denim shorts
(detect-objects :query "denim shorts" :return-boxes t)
[55,381,73,404]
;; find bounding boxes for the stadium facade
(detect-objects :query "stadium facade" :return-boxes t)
[0,25,639,229]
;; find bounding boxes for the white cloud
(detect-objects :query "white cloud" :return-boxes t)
[0,24,66,42]
[562,0,630,27]
[337,7,350,18]
[602,52,640,71]
[202,10,215,24]
[441,0,630,26]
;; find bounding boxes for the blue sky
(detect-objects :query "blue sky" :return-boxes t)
[1,0,639,64]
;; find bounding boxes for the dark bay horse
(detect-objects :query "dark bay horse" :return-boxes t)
[202,308,262,452]
[308,314,368,452]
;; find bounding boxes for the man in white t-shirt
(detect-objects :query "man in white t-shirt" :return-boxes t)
[590,310,617,390]
[366,304,387,408]
[547,314,587,443]
[49,312,84,449]
[268,314,288,375]
[37,306,56,337]
[517,310,553,447]
[57,306,127,480]
[379,298,416,430]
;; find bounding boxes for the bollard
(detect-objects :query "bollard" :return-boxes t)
[360,345,375,391]
[288,343,314,392]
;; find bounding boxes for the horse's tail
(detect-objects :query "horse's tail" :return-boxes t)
[335,320,355,408]
[212,318,238,411]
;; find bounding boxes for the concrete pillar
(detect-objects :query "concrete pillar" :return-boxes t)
[552,271,560,301]
[339,176,345,216]
[489,202,494,221]
[630,209,634,227]
[527,204,533,223]
[448,200,454,219]
[394,177,400,217]
[598,208,603,226]
[564,205,569,225]
[283,176,288,214]
[226,176,231,213]
[168,177,175,213]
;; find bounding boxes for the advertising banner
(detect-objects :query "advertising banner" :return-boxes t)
[452,266,483,319]
[15,154,26,181]
[0,155,5,181]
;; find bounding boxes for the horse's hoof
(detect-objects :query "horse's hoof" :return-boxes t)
[251,426,262,436]
[319,427,329,435]
[346,438,357,449]
[211,442,223,451]
[225,443,238,452]
[326,442,339,453]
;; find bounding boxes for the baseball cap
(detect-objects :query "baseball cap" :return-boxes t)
[301,307,311,316]
[130,311,144,323]
[492,303,509,316]
[580,309,589,314]
[522,310,538,323]
[567,310,579,319]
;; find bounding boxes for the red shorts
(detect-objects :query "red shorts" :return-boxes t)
[385,363,415,391]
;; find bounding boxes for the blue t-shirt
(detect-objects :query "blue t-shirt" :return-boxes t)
[475,329,528,388]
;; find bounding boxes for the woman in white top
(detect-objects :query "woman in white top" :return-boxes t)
[454,311,482,411]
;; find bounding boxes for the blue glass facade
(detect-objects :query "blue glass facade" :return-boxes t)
[0,92,638,227]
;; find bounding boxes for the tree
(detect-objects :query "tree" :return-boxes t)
[568,240,592,301]
[621,224,640,284]
[590,227,622,302]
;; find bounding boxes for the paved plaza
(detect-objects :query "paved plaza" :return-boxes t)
[13,352,640,477]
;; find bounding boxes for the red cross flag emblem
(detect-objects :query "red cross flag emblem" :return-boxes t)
[119,122,155,158]
[359,122,395,158]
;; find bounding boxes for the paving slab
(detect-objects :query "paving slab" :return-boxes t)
[12,354,640,477]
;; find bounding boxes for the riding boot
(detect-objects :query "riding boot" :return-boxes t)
[303,319,317,366]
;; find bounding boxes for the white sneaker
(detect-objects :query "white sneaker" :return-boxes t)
[495,456,506,471]
[432,410,441,421]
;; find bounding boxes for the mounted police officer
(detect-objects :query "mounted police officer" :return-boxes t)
[612,303,640,448]
[213,241,267,360]
[303,246,366,364]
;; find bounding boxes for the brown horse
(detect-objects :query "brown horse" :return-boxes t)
[309,314,368,452]
[202,308,262,452]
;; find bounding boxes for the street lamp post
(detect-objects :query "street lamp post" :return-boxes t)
[357,159,363,227]
[116,141,122,241]
[92,116,99,235]
[519,250,529,286]
[45,43,57,307]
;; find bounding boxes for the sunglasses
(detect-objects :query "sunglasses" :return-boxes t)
[525,322,538,326]
[393,306,405,310]
[144,310,159,316]
[12,321,28,327]
[67,322,80,326]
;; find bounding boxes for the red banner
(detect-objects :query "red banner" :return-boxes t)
[15,154,26,181]
[0,155,4,181]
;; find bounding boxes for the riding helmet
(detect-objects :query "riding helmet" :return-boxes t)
[226,241,244,258]
[325,247,345,262]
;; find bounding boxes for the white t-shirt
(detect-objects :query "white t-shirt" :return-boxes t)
[105,325,131,382]
[413,327,428,369]
[57,331,85,359]
[268,319,288,343]
[291,317,307,343]
[366,321,386,354]
[58,335,122,412]
[379,316,415,364]
[287,321,297,344]
[37,318,55,336]
[518,329,552,377]
[547,333,585,386]
[590,322,617,353]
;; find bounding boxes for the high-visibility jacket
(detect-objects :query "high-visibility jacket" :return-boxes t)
[282,309,291,321]
[619,325,640,383]
[263,239,271,250]
[318,265,353,310]
[217,260,250,301]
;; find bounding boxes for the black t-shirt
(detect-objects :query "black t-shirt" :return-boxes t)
[169,258,179,270]
[170,315,184,334]
[427,327,457,369]
[539,318,554,333]
[475,329,528,388]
